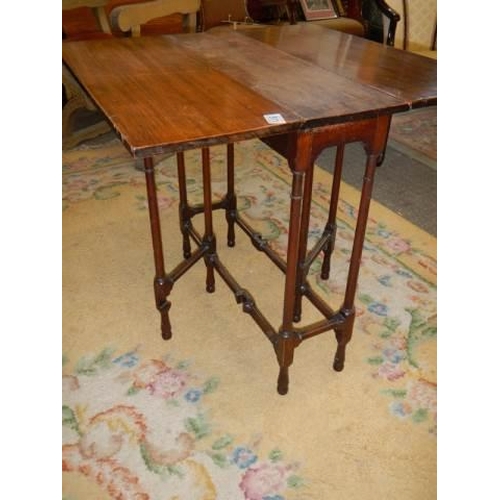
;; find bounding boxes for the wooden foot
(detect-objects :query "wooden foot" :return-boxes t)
[293,293,302,322]
[159,301,173,340]
[206,267,216,293]
[333,344,345,371]
[320,256,331,280]
[277,366,289,395]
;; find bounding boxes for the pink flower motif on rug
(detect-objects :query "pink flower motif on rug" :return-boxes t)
[240,462,289,500]
[62,348,304,500]
[132,359,188,399]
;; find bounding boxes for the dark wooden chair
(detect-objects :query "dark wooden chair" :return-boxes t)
[199,0,363,34]
[286,0,400,45]
[360,0,401,46]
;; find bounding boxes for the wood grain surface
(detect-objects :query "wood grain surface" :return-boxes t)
[62,24,436,157]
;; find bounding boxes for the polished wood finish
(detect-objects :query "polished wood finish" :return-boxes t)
[63,24,436,394]
[238,24,436,106]
[63,26,435,157]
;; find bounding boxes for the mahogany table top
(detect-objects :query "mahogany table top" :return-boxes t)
[62,23,437,158]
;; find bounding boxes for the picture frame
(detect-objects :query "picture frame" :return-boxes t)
[299,0,339,21]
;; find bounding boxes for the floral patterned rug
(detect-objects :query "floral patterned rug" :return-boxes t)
[63,348,304,500]
[63,137,436,499]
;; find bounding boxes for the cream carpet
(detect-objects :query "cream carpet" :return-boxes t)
[63,137,436,499]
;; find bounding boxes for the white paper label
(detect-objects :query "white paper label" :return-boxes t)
[263,113,286,124]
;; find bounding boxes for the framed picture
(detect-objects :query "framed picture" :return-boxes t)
[299,0,339,20]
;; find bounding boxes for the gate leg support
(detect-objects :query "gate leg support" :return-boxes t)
[225,143,237,247]
[332,115,391,371]
[321,144,345,279]
[176,152,192,259]
[202,148,216,293]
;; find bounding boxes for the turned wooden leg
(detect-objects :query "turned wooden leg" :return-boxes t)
[291,159,315,323]
[333,151,378,369]
[276,134,311,394]
[176,152,192,259]
[154,277,173,340]
[225,143,237,247]
[144,157,173,340]
[332,115,391,371]
[277,365,290,395]
[333,308,355,371]
[202,148,216,293]
[321,143,345,280]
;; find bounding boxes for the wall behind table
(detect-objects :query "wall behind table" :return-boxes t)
[389,0,436,52]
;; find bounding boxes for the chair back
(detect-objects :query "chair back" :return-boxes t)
[62,0,112,34]
[110,0,200,36]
